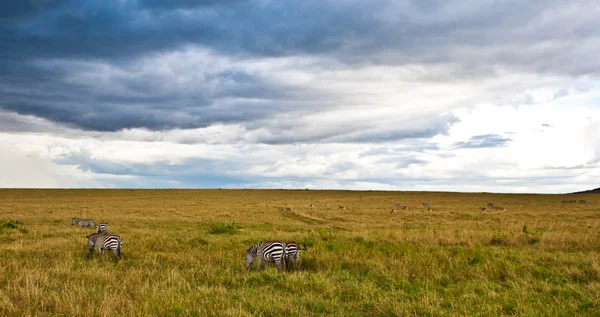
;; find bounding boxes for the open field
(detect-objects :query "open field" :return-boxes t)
[0,189,599,316]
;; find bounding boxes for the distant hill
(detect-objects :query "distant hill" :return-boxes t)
[573,187,600,194]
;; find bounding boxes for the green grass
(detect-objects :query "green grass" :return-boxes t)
[0,189,599,316]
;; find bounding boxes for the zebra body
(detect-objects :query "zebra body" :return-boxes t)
[86,233,122,261]
[284,242,307,270]
[245,241,287,271]
[72,218,95,228]
[96,223,109,234]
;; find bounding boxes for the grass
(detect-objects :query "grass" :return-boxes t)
[0,189,598,316]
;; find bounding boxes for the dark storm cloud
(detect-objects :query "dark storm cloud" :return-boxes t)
[454,134,512,149]
[1,0,598,135]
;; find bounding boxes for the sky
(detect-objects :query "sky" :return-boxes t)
[1,0,599,193]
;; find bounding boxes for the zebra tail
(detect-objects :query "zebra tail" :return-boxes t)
[282,242,288,272]
[117,239,122,260]
[302,242,308,250]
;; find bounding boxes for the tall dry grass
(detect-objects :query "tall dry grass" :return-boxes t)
[0,189,599,316]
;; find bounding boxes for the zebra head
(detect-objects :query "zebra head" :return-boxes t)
[245,245,257,270]
[86,233,101,252]
[71,218,77,225]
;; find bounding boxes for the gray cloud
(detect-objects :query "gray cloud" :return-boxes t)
[0,0,598,141]
[454,134,512,149]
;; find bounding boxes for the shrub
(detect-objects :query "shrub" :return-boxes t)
[208,222,238,235]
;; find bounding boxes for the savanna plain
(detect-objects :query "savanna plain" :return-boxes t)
[0,189,599,316]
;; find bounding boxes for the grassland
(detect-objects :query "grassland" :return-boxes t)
[0,189,599,316]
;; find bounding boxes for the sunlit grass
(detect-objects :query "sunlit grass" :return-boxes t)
[0,189,599,316]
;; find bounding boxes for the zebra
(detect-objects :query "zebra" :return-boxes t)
[422,203,432,211]
[284,242,307,270]
[245,241,287,271]
[96,223,109,234]
[71,218,95,228]
[86,233,122,262]
[487,202,495,208]
[579,200,591,204]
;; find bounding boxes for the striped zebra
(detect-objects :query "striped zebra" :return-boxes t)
[245,241,287,271]
[284,242,307,270]
[72,218,95,228]
[86,233,122,262]
[96,223,109,234]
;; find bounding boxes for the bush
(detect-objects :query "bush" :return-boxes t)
[208,222,238,235]
[0,220,28,234]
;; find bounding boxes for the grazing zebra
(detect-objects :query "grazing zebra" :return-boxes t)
[71,218,95,228]
[579,200,591,204]
[393,203,404,208]
[96,223,109,234]
[245,241,287,271]
[284,242,307,270]
[487,202,495,208]
[86,233,122,262]
[422,203,432,211]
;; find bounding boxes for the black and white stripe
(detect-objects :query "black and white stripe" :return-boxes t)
[284,241,307,270]
[72,218,95,228]
[96,223,109,234]
[86,233,122,261]
[245,241,287,271]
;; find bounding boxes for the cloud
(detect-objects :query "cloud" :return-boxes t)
[1,1,600,192]
[454,134,512,149]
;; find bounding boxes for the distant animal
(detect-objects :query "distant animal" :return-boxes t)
[390,209,396,214]
[487,202,495,208]
[245,241,287,271]
[561,200,577,204]
[402,206,408,210]
[86,233,122,262]
[393,203,404,208]
[96,223,109,234]
[479,207,487,212]
[71,218,95,228]
[579,200,591,204]
[284,242,307,270]
[422,203,432,211]
[338,205,346,210]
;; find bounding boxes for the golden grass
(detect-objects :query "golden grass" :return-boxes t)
[0,189,599,316]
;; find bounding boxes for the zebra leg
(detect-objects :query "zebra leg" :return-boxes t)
[275,258,283,272]
[256,257,262,270]
[294,255,299,270]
